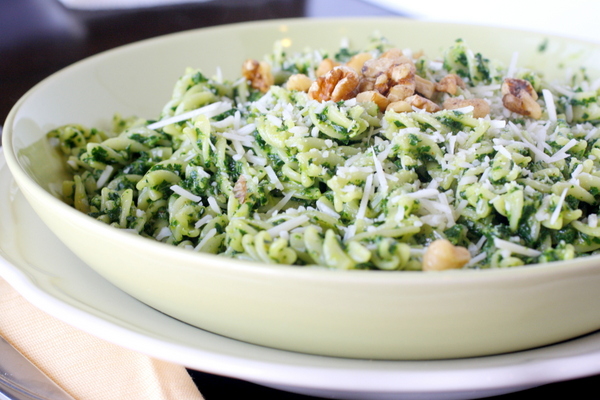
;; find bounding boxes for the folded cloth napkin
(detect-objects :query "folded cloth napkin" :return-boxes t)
[0,277,204,400]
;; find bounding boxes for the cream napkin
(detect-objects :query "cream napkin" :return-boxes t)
[0,277,204,400]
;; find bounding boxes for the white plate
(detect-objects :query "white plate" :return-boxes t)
[1,149,600,399]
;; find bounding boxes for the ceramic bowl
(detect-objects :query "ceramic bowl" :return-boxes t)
[4,18,600,360]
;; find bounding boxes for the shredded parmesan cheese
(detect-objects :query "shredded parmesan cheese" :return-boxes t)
[589,214,599,228]
[406,189,439,199]
[357,174,374,221]
[267,215,310,237]
[372,148,388,193]
[170,184,202,203]
[493,238,541,257]
[155,227,172,241]
[265,165,284,190]
[207,196,221,214]
[194,214,214,229]
[96,165,114,189]
[195,228,217,251]
[147,101,232,130]
[542,89,557,121]
[550,188,569,226]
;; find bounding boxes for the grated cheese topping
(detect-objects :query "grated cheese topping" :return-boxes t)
[494,238,541,257]
[267,215,310,237]
[170,184,202,203]
[147,101,232,130]
[96,165,114,189]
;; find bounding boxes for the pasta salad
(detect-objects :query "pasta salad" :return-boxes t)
[48,36,600,271]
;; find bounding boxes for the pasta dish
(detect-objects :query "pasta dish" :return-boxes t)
[48,36,600,271]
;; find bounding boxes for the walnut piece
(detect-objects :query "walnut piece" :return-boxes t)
[242,59,274,93]
[422,239,471,271]
[387,83,416,103]
[501,78,542,119]
[386,100,413,113]
[286,74,313,92]
[374,73,391,94]
[388,64,417,100]
[308,66,360,102]
[380,48,405,60]
[316,58,340,77]
[404,94,441,113]
[436,74,466,95]
[388,62,414,83]
[443,98,490,118]
[360,57,395,91]
[233,175,248,204]
[356,90,390,111]
[346,52,372,73]
[415,75,436,99]
[361,54,414,93]
[244,46,486,118]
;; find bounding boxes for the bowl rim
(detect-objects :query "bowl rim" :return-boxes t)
[4,16,600,283]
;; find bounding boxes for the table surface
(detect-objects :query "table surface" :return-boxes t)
[1,0,599,399]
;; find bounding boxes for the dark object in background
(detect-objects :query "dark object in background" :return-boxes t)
[0,0,395,122]
[0,0,86,78]
[1,0,86,118]
[0,0,305,123]
[70,0,305,56]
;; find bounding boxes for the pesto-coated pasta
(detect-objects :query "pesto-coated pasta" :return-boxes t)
[48,35,600,270]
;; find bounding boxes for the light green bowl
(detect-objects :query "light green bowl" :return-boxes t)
[4,18,600,360]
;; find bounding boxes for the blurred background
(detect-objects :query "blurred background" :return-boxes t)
[0,0,393,123]
[2,0,599,124]
[1,0,599,399]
